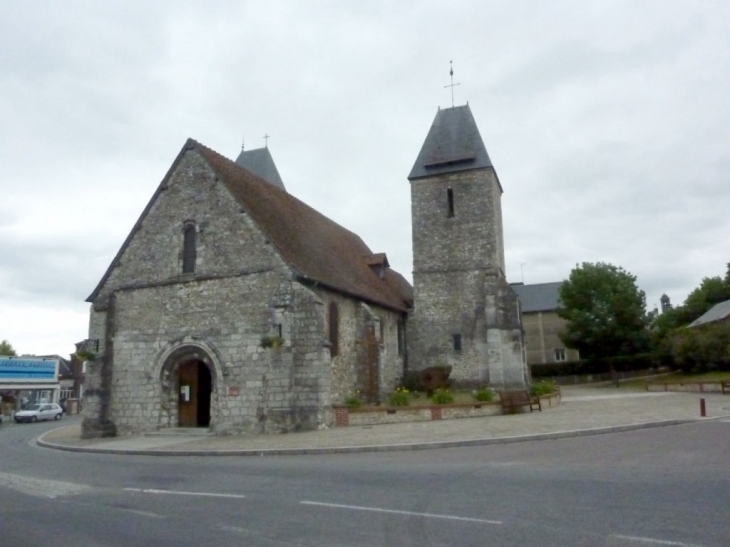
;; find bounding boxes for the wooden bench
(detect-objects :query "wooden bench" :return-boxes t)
[721,380,730,395]
[499,389,542,414]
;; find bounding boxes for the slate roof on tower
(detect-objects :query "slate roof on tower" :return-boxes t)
[87,139,412,312]
[408,104,496,181]
[235,146,286,191]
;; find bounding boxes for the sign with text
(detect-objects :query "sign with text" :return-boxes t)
[0,357,59,382]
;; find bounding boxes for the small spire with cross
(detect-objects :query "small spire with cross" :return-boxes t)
[263,133,270,148]
[241,135,245,151]
[444,60,461,108]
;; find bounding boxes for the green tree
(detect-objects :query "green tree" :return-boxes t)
[681,273,730,323]
[671,322,730,373]
[649,263,730,358]
[0,339,17,356]
[558,262,649,359]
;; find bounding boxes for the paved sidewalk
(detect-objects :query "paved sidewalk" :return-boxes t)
[37,386,730,456]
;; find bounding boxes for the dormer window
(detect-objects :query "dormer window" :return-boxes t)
[365,253,389,280]
[182,223,197,273]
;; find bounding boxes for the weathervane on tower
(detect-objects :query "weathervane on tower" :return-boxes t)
[444,60,460,108]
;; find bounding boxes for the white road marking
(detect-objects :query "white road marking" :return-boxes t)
[123,487,246,499]
[117,508,165,519]
[0,471,90,498]
[612,534,708,547]
[216,525,250,534]
[300,500,502,525]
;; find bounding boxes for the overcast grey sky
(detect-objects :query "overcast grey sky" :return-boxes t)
[1,0,729,356]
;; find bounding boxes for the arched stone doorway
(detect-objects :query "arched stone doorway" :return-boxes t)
[157,342,220,429]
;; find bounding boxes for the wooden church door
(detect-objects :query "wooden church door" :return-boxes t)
[178,361,199,427]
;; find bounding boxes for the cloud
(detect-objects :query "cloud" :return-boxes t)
[1,0,729,353]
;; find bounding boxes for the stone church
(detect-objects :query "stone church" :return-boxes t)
[82,103,527,437]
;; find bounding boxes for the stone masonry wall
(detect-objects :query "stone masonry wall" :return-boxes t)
[411,168,505,276]
[85,147,330,434]
[314,288,405,405]
[109,275,333,434]
[92,149,288,308]
[408,168,526,388]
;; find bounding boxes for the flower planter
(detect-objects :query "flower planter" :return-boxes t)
[333,390,561,427]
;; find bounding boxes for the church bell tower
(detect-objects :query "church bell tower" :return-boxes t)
[407,104,527,388]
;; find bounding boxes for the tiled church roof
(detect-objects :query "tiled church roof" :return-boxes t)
[194,140,412,312]
[87,139,412,312]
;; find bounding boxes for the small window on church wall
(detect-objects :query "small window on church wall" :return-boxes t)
[452,334,462,352]
[447,188,454,218]
[182,224,197,273]
[397,320,404,356]
[554,348,566,362]
[329,302,339,357]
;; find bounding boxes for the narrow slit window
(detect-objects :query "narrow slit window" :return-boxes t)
[329,302,339,357]
[452,333,462,352]
[182,224,197,273]
[397,320,404,356]
[447,188,454,218]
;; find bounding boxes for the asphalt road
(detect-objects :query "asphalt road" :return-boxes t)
[1,417,729,547]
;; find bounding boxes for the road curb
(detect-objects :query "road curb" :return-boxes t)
[36,418,702,457]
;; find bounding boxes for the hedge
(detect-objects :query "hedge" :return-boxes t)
[530,353,659,378]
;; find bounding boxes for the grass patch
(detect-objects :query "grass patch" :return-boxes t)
[612,379,648,390]
[646,371,730,384]
[595,370,730,390]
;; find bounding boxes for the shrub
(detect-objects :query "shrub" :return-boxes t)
[530,380,557,397]
[399,370,421,393]
[431,388,454,404]
[388,387,410,406]
[260,335,284,349]
[75,349,97,361]
[473,387,494,402]
[344,391,363,409]
[670,322,730,373]
[530,353,659,378]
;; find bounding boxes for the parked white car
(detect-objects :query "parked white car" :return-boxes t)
[14,403,63,423]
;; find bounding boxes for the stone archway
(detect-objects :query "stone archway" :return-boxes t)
[155,342,222,429]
